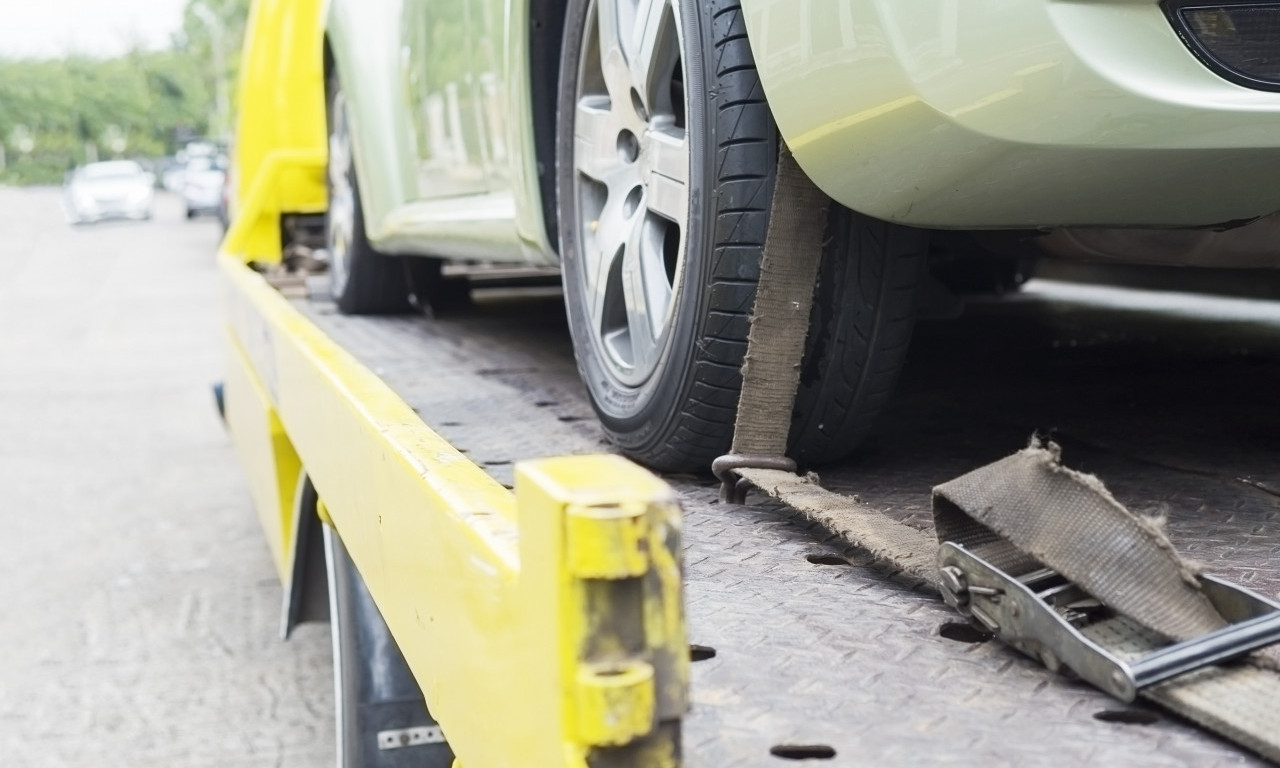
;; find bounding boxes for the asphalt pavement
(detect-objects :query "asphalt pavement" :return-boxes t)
[0,187,333,767]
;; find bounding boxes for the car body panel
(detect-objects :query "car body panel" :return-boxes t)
[740,0,1280,229]
[325,0,420,241]
[328,0,555,265]
[402,0,489,201]
[313,0,1280,267]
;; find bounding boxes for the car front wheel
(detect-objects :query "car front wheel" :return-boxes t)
[557,0,778,471]
[557,0,927,471]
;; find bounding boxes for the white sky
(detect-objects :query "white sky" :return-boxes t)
[0,0,189,59]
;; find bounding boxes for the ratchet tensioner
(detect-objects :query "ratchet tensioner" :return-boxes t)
[937,541,1280,701]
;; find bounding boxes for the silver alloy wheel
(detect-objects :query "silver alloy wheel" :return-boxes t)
[572,0,689,387]
[327,90,356,300]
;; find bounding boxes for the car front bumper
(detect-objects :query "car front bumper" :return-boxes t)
[745,0,1280,228]
[67,197,152,223]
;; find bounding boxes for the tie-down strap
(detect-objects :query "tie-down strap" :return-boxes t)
[738,444,1280,764]
[719,144,1280,762]
[934,442,1280,764]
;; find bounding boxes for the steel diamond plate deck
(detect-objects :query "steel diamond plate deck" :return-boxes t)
[293,276,1279,767]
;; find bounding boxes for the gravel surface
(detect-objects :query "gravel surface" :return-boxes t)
[0,188,333,767]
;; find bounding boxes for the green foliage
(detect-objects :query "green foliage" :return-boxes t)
[174,0,251,137]
[0,0,248,186]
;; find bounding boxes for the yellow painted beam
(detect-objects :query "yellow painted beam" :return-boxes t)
[219,253,687,766]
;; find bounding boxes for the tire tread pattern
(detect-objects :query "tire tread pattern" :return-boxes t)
[637,1,774,470]
[788,211,928,466]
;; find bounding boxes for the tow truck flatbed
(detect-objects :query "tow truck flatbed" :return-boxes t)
[257,267,1279,767]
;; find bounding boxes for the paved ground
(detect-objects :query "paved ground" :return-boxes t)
[0,188,333,767]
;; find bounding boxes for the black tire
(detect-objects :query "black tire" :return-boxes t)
[325,73,412,315]
[557,0,777,471]
[557,0,925,471]
[788,209,928,466]
[403,256,470,315]
[324,524,454,768]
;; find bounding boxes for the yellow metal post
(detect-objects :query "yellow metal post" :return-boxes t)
[223,0,327,264]
[518,457,688,764]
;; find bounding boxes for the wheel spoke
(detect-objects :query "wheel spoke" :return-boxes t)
[629,0,675,98]
[595,0,625,64]
[585,189,633,331]
[620,216,663,370]
[574,97,619,184]
[638,218,675,339]
[592,0,639,108]
[645,126,688,223]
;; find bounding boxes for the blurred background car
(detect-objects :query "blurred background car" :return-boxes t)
[61,160,154,225]
[182,154,228,220]
[160,157,188,194]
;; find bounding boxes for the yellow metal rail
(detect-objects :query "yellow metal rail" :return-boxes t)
[219,254,687,766]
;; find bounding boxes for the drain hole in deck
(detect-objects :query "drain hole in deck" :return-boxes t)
[1094,709,1158,726]
[770,744,836,760]
[440,421,462,427]
[483,460,511,467]
[689,645,716,662]
[939,622,992,644]
[534,400,557,407]
[805,553,851,567]
[558,415,585,423]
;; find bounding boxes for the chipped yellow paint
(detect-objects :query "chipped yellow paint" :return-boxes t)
[567,502,650,579]
[574,662,657,746]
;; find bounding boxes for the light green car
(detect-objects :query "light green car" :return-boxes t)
[323,0,1280,471]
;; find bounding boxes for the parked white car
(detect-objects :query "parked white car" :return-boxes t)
[182,156,228,219]
[62,161,154,224]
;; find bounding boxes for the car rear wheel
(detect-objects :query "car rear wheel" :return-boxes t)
[787,209,927,466]
[557,0,927,471]
[326,74,412,315]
